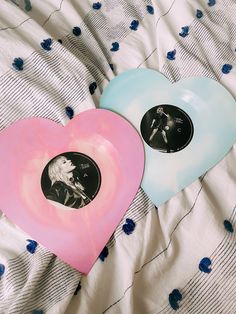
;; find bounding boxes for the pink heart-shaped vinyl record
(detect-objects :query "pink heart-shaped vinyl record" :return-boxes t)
[0,109,144,273]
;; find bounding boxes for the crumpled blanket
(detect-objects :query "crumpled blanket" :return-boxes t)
[0,1,236,313]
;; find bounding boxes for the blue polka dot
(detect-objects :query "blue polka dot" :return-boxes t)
[179,26,189,38]
[110,42,119,52]
[147,5,154,14]
[130,20,139,31]
[199,257,212,273]
[99,246,109,262]
[222,64,233,74]
[208,0,216,6]
[122,218,136,235]
[24,0,32,11]
[65,106,74,119]
[0,264,5,278]
[32,310,43,314]
[12,58,24,71]
[224,220,234,233]
[26,239,38,254]
[89,82,97,95]
[40,38,52,51]
[93,2,102,10]
[73,27,81,36]
[169,289,182,310]
[196,9,203,18]
[167,49,176,60]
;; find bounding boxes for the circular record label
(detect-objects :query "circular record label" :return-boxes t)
[140,104,194,153]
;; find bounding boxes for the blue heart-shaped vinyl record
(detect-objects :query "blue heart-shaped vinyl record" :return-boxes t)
[100,69,236,206]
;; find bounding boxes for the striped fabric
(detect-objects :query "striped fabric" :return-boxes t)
[0,0,236,313]
[161,0,236,83]
[0,247,81,313]
[157,207,236,314]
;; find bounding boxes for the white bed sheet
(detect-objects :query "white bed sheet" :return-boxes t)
[0,0,236,313]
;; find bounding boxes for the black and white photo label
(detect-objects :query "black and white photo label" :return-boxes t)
[41,152,101,210]
[140,104,194,153]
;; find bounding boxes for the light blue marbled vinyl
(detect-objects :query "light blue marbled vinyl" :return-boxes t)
[100,69,236,206]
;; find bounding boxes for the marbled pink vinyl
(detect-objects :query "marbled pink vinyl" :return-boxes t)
[0,109,144,273]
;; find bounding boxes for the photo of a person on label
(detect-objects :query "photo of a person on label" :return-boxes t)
[149,106,170,153]
[46,155,91,209]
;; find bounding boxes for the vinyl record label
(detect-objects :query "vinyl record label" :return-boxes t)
[140,105,194,153]
[41,152,101,210]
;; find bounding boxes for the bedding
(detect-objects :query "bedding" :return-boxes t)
[0,0,236,313]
